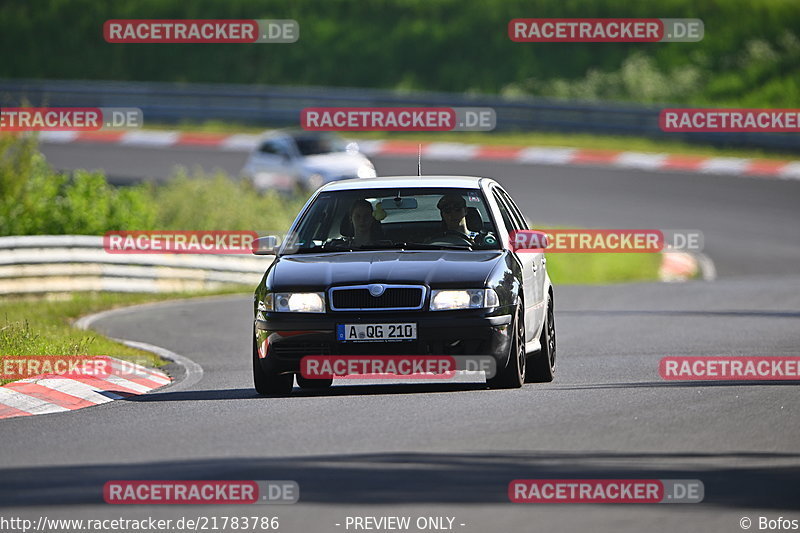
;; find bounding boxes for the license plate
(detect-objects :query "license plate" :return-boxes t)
[337,323,417,342]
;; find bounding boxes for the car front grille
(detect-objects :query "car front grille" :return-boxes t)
[330,285,425,311]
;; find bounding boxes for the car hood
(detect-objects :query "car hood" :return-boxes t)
[269,250,505,290]
[302,152,369,175]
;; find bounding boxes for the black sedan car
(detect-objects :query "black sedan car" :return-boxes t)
[252,176,556,395]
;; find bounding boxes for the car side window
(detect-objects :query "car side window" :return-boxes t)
[260,140,290,158]
[492,190,518,233]
[259,141,279,154]
[497,189,528,230]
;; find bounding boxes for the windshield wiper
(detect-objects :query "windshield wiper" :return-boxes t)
[293,245,347,254]
[402,242,473,251]
[294,241,474,253]
[351,241,472,251]
[348,242,404,251]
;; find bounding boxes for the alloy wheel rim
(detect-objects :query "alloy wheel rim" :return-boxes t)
[517,309,526,379]
[547,302,556,368]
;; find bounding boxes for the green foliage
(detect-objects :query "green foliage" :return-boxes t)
[0,135,306,236]
[149,168,306,233]
[0,135,157,235]
[0,0,798,106]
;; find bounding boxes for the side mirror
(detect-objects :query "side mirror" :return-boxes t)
[509,230,548,253]
[252,235,280,255]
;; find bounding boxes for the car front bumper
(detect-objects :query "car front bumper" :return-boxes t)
[254,308,514,375]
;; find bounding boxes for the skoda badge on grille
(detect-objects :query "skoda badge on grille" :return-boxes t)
[368,284,386,297]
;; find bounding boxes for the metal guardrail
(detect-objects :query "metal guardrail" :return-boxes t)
[0,78,796,152]
[0,235,269,294]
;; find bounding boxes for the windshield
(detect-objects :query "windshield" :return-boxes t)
[283,187,501,254]
[294,133,348,156]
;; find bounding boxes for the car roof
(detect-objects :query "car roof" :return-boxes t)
[320,175,495,191]
[260,129,338,141]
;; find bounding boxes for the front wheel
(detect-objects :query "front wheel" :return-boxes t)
[487,306,525,389]
[525,296,556,383]
[296,374,333,390]
[252,332,294,396]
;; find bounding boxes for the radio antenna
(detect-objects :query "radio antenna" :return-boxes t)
[417,144,422,176]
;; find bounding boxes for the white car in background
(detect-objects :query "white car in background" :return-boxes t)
[240,130,376,192]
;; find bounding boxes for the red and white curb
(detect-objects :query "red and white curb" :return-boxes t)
[0,357,171,420]
[659,252,716,282]
[38,130,800,179]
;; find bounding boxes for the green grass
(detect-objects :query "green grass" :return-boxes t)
[530,224,663,284]
[545,253,662,285]
[146,122,799,162]
[0,290,247,385]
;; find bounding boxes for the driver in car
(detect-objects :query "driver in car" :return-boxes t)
[434,193,476,240]
[428,193,498,248]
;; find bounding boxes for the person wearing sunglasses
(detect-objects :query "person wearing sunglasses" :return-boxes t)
[437,193,470,234]
[422,192,481,247]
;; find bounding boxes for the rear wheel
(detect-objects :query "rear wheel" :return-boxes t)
[252,331,294,396]
[487,306,525,389]
[525,296,556,383]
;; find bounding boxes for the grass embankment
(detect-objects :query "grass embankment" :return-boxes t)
[0,290,240,385]
[545,253,662,285]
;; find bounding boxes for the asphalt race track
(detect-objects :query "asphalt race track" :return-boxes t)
[1,142,798,532]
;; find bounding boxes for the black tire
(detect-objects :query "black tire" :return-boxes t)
[252,332,294,396]
[296,374,333,390]
[487,305,525,389]
[525,296,556,383]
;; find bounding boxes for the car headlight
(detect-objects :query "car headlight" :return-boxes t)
[430,289,499,311]
[357,164,377,179]
[261,292,326,313]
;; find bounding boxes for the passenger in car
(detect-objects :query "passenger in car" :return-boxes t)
[347,199,383,246]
